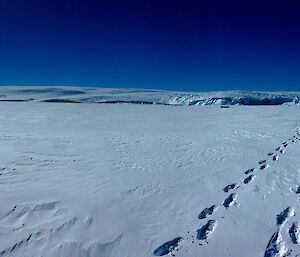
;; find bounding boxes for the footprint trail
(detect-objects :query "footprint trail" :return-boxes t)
[198,205,217,220]
[153,129,300,256]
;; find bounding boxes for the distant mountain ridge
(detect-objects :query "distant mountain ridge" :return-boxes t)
[0,86,299,106]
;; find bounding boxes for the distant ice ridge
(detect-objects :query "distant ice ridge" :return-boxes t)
[0,86,299,106]
[168,92,300,106]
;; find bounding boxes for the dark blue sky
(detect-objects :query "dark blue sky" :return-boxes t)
[0,0,300,92]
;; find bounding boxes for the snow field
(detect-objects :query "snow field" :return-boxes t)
[0,101,299,257]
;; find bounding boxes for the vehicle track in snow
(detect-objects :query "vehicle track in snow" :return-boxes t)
[153,130,300,256]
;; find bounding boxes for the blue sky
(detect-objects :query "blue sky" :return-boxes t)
[0,0,300,92]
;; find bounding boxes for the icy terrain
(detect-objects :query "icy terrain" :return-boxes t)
[0,87,300,257]
[0,86,300,105]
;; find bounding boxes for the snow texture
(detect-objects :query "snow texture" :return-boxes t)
[0,86,300,257]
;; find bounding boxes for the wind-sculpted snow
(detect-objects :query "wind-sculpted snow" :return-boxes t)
[0,86,299,105]
[0,201,121,257]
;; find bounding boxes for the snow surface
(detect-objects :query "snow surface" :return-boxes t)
[0,86,300,105]
[0,87,300,257]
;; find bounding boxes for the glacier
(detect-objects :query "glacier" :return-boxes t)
[0,86,299,105]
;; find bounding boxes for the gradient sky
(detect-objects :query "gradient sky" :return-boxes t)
[0,0,300,92]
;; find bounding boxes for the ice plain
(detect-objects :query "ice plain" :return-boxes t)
[0,87,300,257]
